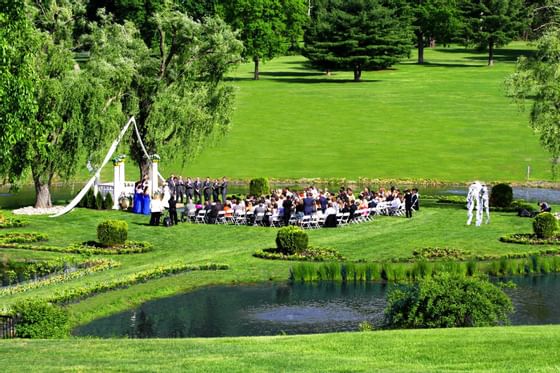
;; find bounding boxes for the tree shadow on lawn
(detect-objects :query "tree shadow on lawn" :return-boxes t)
[435,47,535,62]
[226,73,381,84]
[417,61,485,68]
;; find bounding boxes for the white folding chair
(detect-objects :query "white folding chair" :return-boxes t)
[195,210,207,224]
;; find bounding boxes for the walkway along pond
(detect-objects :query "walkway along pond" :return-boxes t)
[74,274,560,338]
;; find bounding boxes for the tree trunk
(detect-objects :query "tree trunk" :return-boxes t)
[139,160,150,181]
[34,178,52,209]
[417,32,424,64]
[253,56,260,80]
[488,41,494,66]
[353,66,361,82]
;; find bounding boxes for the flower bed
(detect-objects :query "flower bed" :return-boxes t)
[254,247,345,261]
[499,233,560,245]
[0,240,153,255]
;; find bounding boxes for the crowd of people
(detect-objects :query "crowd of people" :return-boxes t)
[131,175,420,228]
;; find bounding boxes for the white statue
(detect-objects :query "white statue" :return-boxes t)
[466,181,482,226]
[479,184,490,224]
[466,181,490,226]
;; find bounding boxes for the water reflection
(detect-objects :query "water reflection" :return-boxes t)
[74,276,560,339]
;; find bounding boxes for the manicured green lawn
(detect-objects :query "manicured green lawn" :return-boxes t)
[0,203,546,325]
[1,325,559,372]
[163,43,552,183]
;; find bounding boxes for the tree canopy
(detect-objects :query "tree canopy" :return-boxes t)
[507,26,560,177]
[460,0,526,65]
[303,0,413,81]
[221,0,307,80]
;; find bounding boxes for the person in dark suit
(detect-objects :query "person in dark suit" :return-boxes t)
[203,177,211,203]
[168,195,178,225]
[411,188,419,211]
[282,196,293,226]
[404,189,413,218]
[220,177,228,203]
[193,177,202,204]
[185,177,194,202]
[212,178,220,202]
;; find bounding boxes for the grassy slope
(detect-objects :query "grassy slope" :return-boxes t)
[170,43,551,182]
[1,326,559,372]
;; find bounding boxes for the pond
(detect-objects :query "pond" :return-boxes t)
[2,183,560,209]
[74,274,560,338]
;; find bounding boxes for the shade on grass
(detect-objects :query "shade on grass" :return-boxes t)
[1,325,559,372]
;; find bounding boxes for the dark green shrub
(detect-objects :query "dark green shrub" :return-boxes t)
[95,191,104,210]
[489,183,513,208]
[249,177,270,197]
[385,273,513,328]
[103,192,113,210]
[12,299,69,338]
[275,226,308,255]
[533,212,558,239]
[97,220,128,247]
[85,189,96,209]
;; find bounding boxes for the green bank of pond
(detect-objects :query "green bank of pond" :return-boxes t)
[74,274,560,338]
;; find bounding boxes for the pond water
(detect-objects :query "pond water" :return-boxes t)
[2,183,560,209]
[74,274,560,338]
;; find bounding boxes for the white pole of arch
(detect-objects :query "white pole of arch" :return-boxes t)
[50,117,136,218]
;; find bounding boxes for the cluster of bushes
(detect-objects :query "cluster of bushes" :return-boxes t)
[78,189,113,210]
[290,255,560,283]
[254,247,344,262]
[11,300,70,339]
[411,247,470,260]
[500,211,559,243]
[275,226,309,254]
[0,259,117,296]
[385,273,513,329]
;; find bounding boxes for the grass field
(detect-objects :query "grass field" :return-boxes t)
[1,325,559,372]
[158,43,553,183]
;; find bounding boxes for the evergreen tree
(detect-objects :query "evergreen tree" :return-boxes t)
[460,0,526,65]
[303,0,413,81]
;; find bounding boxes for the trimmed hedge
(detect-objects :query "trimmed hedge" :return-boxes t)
[12,300,69,339]
[490,183,513,208]
[249,177,270,197]
[97,220,128,246]
[276,226,308,255]
[533,213,557,239]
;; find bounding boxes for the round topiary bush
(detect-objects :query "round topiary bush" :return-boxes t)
[489,183,513,208]
[276,226,308,255]
[384,273,513,328]
[97,220,128,247]
[533,212,558,239]
[249,177,270,197]
[12,299,69,339]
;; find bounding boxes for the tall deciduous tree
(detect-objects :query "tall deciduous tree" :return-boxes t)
[0,0,38,179]
[0,1,124,208]
[220,0,307,80]
[507,27,560,177]
[88,9,243,176]
[460,0,525,65]
[303,0,413,81]
[412,0,461,64]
